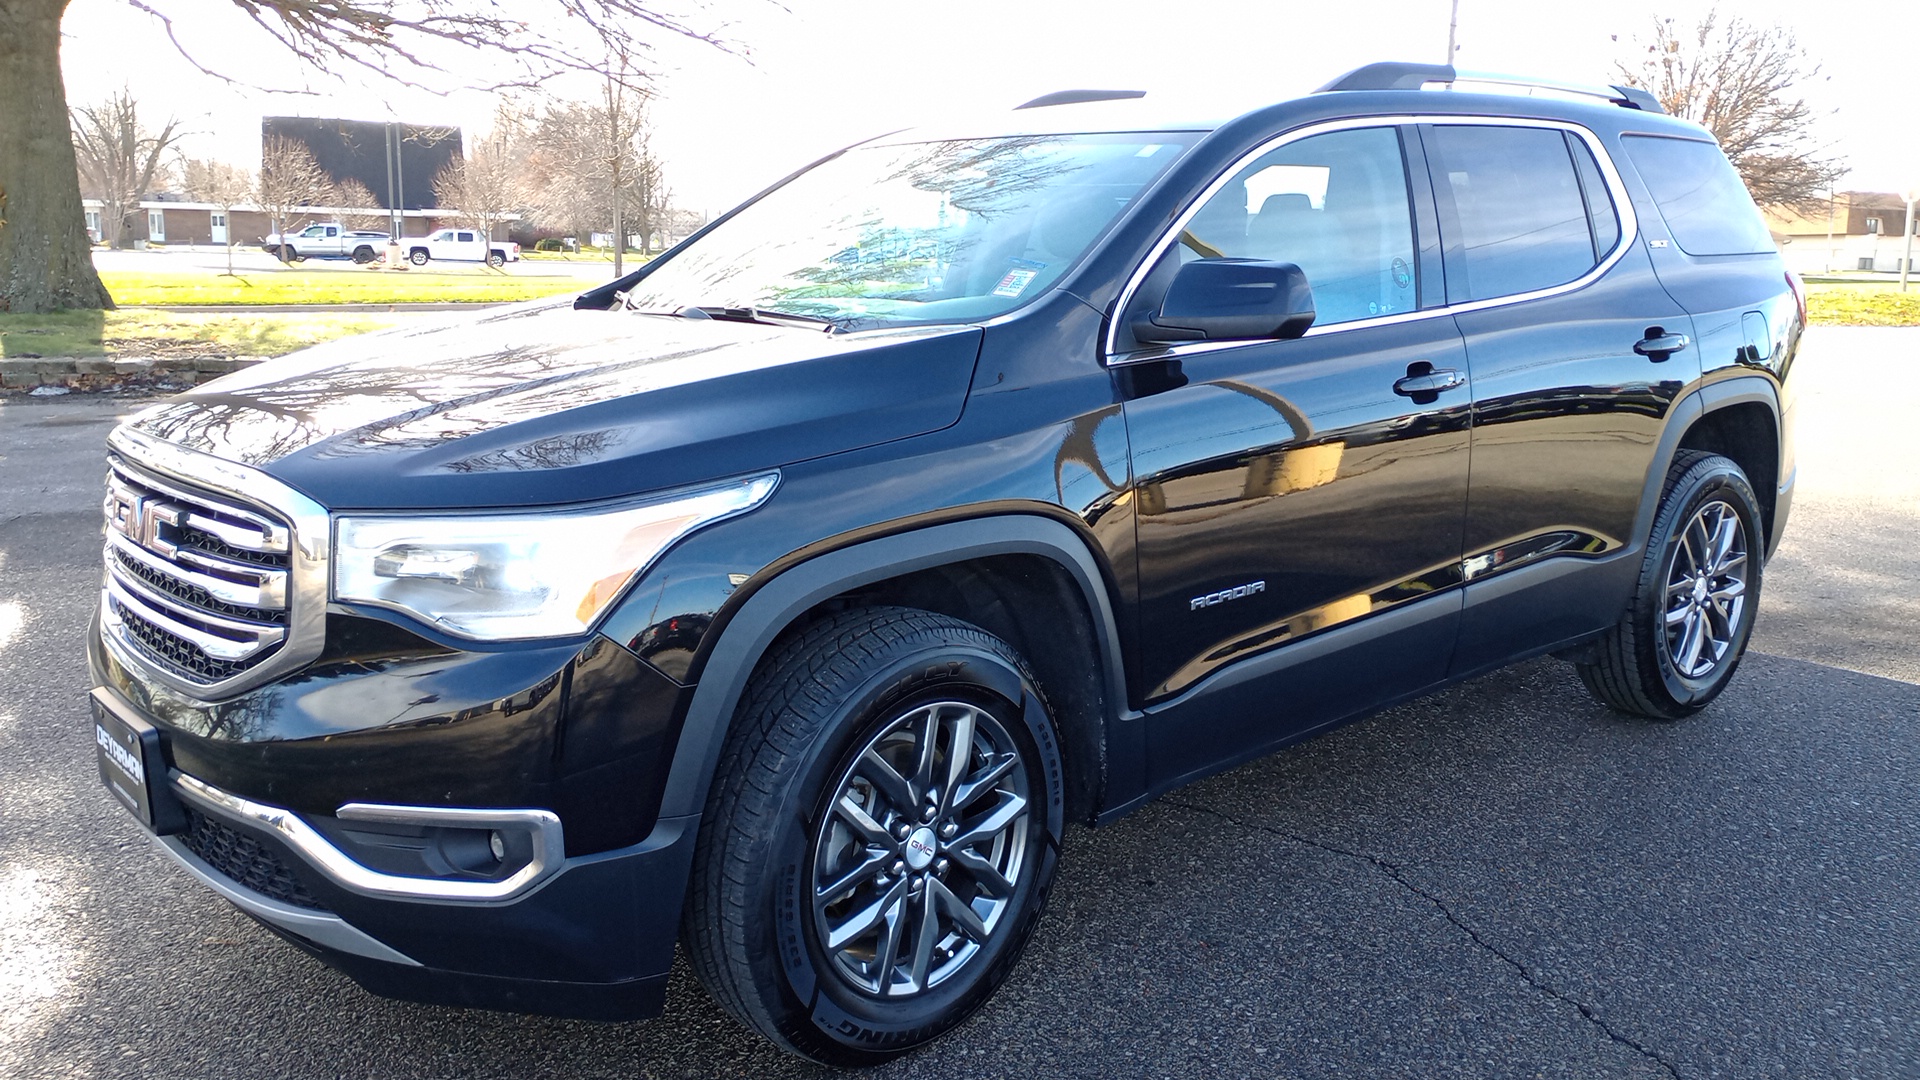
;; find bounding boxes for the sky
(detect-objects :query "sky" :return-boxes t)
[58,0,1920,215]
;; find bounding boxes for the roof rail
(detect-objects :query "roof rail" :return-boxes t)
[1316,62,1666,114]
[1014,89,1147,110]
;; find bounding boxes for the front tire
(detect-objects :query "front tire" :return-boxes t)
[684,607,1065,1065]
[1577,450,1763,719]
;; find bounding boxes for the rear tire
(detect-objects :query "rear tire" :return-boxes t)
[351,246,376,264]
[409,249,430,266]
[683,606,1065,1065]
[486,251,506,268]
[1577,450,1763,719]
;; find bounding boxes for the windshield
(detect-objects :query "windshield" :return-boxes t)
[622,132,1197,329]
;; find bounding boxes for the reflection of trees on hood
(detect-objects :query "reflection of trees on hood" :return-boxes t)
[129,339,623,465]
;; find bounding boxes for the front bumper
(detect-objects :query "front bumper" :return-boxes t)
[90,616,702,1021]
[130,733,698,1020]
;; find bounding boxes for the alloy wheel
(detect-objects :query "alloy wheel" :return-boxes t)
[810,699,1031,998]
[1663,498,1749,679]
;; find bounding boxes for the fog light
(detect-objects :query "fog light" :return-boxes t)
[489,830,507,862]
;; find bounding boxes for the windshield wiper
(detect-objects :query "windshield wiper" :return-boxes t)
[673,305,838,332]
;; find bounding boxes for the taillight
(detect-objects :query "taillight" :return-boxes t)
[1785,272,1807,327]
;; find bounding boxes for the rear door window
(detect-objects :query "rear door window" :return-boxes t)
[1621,135,1774,256]
[1426,125,1598,302]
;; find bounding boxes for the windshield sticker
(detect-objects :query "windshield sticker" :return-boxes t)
[992,259,1046,298]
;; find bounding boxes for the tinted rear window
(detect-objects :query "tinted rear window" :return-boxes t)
[1429,125,1596,302]
[1622,135,1774,256]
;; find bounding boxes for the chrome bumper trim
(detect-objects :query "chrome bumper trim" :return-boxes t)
[173,774,565,904]
[151,833,421,967]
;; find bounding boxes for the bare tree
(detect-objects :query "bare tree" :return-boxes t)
[181,157,255,275]
[70,88,184,249]
[1,1,738,313]
[332,178,388,231]
[257,134,333,263]
[522,64,665,272]
[633,154,672,256]
[1615,8,1845,212]
[432,130,523,267]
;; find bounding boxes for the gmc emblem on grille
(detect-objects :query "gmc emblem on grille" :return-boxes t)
[107,489,183,557]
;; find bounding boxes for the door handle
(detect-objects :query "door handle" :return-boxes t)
[1633,330,1691,360]
[1393,368,1467,397]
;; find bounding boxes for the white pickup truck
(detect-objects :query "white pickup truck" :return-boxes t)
[262,223,391,263]
[405,228,522,268]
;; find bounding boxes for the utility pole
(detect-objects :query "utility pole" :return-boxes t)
[386,122,402,239]
[394,125,406,242]
[1446,0,1460,63]
[1901,189,1917,292]
[1825,190,1835,275]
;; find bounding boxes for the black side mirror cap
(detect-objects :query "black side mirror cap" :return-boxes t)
[1133,259,1316,344]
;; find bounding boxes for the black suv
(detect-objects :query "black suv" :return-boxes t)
[88,63,1800,1065]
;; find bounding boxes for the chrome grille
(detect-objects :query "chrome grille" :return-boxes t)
[101,455,293,689]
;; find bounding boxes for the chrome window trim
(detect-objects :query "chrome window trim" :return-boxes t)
[102,427,329,702]
[1103,114,1641,365]
[173,773,566,905]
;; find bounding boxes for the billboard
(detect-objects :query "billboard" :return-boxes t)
[261,117,463,210]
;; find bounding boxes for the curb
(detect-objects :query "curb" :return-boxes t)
[0,356,263,396]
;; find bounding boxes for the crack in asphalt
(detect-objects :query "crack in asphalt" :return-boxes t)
[1164,798,1684,1080]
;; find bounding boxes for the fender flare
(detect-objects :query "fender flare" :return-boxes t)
[1627,373,1782,553]
[655,515,1130,821]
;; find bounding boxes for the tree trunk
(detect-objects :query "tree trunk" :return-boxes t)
[0,0,114,312]
[611,189,623,277]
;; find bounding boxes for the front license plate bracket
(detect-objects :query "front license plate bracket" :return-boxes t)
[92,689,186,835]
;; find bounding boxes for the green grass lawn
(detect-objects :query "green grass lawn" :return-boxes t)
[1804,282,1920,326]
[0,310,417,359]
[8,278,1910,363]
[99,268,606,307]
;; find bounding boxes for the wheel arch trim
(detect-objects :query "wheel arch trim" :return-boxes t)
[1631,374,1781,554]
[657,515,1129,822]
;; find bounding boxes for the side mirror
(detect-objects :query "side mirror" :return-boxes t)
[1133,259,1316,344]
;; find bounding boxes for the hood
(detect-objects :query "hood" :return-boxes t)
[125,300,983,510]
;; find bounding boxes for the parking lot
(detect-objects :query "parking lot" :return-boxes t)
[0,327,1914,1079]
[90,245,617,281]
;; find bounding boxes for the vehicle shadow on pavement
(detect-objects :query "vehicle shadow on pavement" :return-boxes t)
[13,647,1917,1080]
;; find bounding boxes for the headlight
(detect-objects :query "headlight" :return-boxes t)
[334,473,777,640]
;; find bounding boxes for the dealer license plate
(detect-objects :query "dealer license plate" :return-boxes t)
[92,690,178,832]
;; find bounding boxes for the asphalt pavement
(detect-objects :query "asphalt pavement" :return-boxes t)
[0,327,1914,1079]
